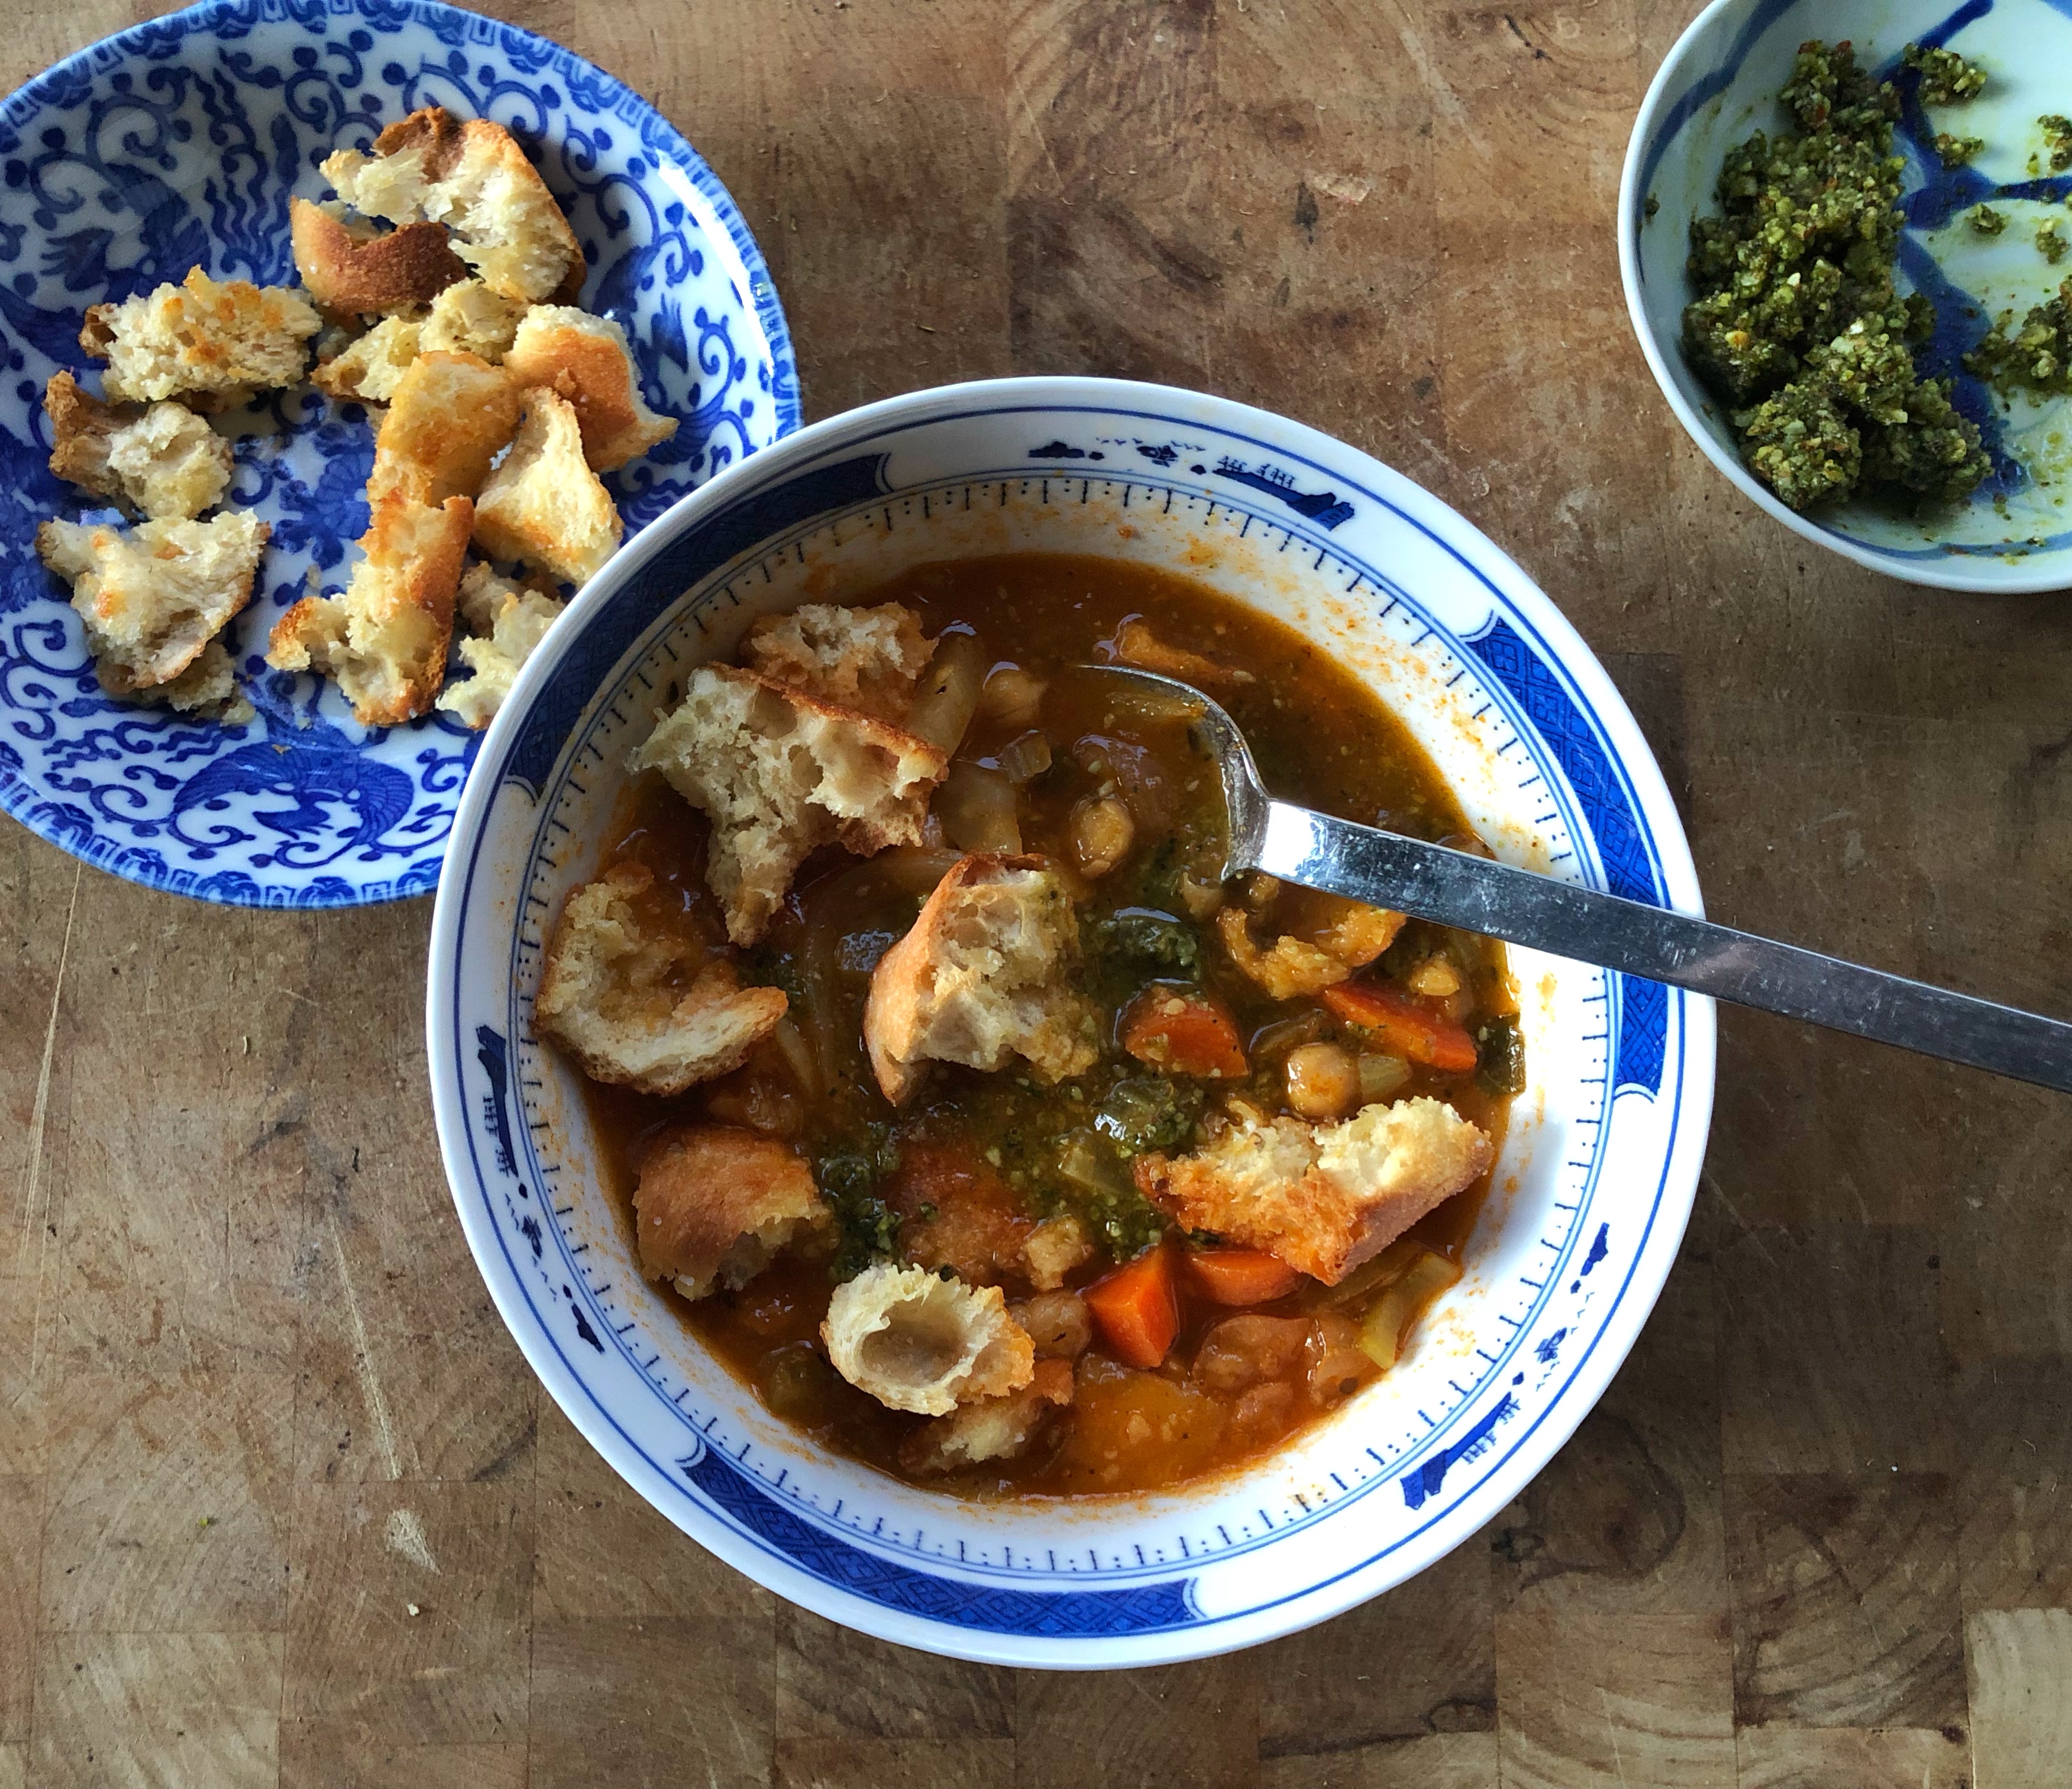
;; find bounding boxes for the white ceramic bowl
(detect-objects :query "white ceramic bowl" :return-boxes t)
[1621,0,2072,592]
[425,377,1716,1665]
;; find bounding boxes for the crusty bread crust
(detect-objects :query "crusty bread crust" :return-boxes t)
[1133,1096,1492,1285]
[265,492,472,726]
[368,348,523,505]
[742,602,933,721]
[821,1262,1036,1416]
[322,106,581,303]
[898,1357,1074,1475]
[289,196,467,316]
[629,665,948,945]
[44,372,232,521]
[631,1123,830,1300]
[1216,899,1404,1000]
[534,861,785,1092]
[37,511,268,691]
[81,267,320,405]
[864,852,1098,1105]
[471,387,621,585]
[500,305,677,472]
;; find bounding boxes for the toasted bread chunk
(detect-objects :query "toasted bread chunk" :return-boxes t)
[114,638,253,723]
[311,314,423,403]
[45,373,232,521]
[822,1262,1036,1416]
[266,493,471,726]
[630,666,948,946]
[80,267,320,405]
[534,861,785,1092]
[1022,1215,1094,1291]
[368,348,523,506]
[471,387,620,585]
[500,305,676,472]
[1216,897,1404,1000]
[421,278,528,360]
[435,564,565,729]
[289,196,467,315]
[37,511,268,691]
[899,1357,1074,1475]
[1134,1096,1491,1286]
[864,852,1098,1105]
[322,107,581,303]
[631,1123,830,1300]
[742,602,933,721]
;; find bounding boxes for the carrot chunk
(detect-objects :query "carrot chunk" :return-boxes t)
[1084,1241,1181,1369]
[1186,1247,1304,1305]
[1119,987,1248,1078]
[1320,979,1479,1074]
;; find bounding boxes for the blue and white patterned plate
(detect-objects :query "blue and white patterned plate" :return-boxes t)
[427,376,1718,1665]
[0,0,797,905]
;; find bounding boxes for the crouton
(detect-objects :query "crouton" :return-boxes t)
[500,305,677,472]
[898,1357,1074,1475]
[367,349,523,506]
[289,195,468,315]
[534,861,786,1093]
[864,852,1098,1105]
[44,372,232,521]
[321,106,581,303]
[435,564,566,729]
[37,511,268,692]
[1134,1096,1491,1286]
[265,492,471,726]
[1216,896,1404,1000]
[632,1123,830,1300]
[629,666,948,945]
[1023,1215,1094,1291]
[742,602,933,721]
[471,387,620,585]
[1113,616,1252,686]
[1011,1289,1093,1358]
[311,314,423,403]
[115,638,254,724]
[80,267,320,405]
[822,1262,1035,1416]
[420,278,528,360]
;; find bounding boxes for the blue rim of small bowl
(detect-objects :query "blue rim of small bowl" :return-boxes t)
[0,0,801,903]
[1617,0,2071,595]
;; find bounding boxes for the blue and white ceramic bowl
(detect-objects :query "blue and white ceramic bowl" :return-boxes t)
[1622,0,2072,592]
[0,0,796,906]
[426,376,1718,1665]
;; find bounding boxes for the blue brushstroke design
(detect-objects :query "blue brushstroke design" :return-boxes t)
[571,1304,605,1353]
[1211,456,1355,529]
[1534,1328,1569,1366]
[1634,0,1802,217]
[1028,440,1087,460]
[1580,1223,1611,1277]
[475,1023,521,1181]
[1401,1394,1516,1511]
[681,1442,1198,1635]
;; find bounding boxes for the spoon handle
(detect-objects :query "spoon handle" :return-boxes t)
[1257,802,2072,1094]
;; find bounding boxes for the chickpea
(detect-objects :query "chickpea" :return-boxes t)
[980,664,1048,729]
[1284,1042,1360,1120]
[1406,954,1462,998]
[1069,795,1136,877]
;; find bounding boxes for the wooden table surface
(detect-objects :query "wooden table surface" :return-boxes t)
[6,1,2071,1784]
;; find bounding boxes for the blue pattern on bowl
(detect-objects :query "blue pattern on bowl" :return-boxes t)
[428,382,1715,1664]
[0,0,797,905]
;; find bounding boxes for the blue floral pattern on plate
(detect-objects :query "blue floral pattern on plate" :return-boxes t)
[0,0,797,906]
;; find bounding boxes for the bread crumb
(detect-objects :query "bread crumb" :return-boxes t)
[44,373,232,521]
[631,1122,830,1299]
[436,563,565,729]
[822,1262,1035,1416]
[535,860,786,1093]
[502,305,677,471]
[37,511,268,691]
[471,387,621,585]
[742,602,932,721]
[289,195,467,315]
[81,266,320,405]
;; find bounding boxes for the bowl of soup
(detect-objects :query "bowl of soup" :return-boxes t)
[425,376,1715,1665]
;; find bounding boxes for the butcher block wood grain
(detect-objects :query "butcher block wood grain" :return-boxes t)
[5,1,2071,1783]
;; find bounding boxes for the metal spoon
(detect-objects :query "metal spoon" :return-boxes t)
[1084,662,2072,1094]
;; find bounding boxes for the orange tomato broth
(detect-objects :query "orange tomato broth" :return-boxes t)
[575,553,1517,1497]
